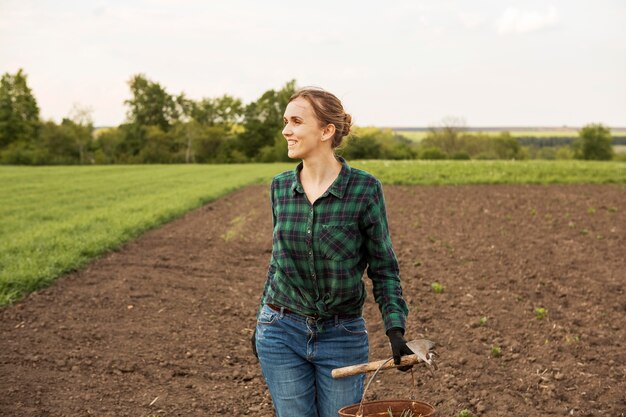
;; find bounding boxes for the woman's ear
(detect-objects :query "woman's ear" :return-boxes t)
[322,124,336,142]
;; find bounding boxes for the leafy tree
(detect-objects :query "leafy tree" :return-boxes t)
[0,69,40,148]
[237,80,296,159]
[423,116,467,155]
[138,126,179,163]
[334,127,417,160]
[125,74,178,131]
[491,132,523,159]
[67,103,95,164]
[39,120,81,164]
[555,146,574,160]
[178,95,243,162]
[0,140,47,164]
[573,123,614,160]
[92,127,125,164]
[114,123,147,162]
[340,129,382,159]
[450,151,471,160]
[191,94,243,128]
[419,146,447,160]
[257,132,291,162]
[379,131,417,159]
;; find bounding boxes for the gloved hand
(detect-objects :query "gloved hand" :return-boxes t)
[386,327,413,372]
[251,328,258,359]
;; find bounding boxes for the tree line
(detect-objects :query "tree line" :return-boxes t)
[0,69,620,165]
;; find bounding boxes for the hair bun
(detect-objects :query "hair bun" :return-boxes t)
[341,113,352,137]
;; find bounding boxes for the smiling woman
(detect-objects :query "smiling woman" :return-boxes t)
[282,88,352,161]
[252,87,414,417]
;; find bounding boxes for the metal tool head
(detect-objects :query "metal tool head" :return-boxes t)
[406,339,436,367]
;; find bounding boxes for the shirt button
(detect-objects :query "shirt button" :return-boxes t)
[307,229,311,234]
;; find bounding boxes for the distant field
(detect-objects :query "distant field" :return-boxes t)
[394,128,626,142]
[352,160,625,185]
[1,161,624,305]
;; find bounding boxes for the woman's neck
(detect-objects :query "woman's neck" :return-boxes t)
[301,152,342,186]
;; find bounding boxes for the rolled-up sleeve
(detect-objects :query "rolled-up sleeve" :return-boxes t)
[362,180,408,332]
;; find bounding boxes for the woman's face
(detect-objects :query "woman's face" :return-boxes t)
[282,97,329,160]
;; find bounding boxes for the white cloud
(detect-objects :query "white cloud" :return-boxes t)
[496,6,559,35]
[2,1,625,126]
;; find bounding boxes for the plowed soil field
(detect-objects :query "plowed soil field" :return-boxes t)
[1,184,625,417]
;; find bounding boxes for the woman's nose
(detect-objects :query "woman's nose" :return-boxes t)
[282,125,291,137]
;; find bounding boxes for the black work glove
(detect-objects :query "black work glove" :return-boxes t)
[386,327,413,372]
[251,328,258,360]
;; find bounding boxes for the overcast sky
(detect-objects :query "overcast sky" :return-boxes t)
[1,0,625,128]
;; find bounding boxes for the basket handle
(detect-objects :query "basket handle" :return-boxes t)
[355,357,394,417]
[356,357,424,417]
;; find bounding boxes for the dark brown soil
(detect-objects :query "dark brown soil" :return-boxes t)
[1,184,625,417]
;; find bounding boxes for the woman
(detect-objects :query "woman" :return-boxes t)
[252,87,413,417]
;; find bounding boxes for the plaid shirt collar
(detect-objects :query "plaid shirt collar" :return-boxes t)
[290,156,352,199]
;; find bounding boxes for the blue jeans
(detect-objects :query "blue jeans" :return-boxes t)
[255,304,369,417]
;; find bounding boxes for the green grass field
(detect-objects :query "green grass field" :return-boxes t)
[1,160,624,305]
[352,160,625,185]
[0,164,292,305]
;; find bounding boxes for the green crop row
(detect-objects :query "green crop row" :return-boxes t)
[351,160,625,185]
[1,160,624,305]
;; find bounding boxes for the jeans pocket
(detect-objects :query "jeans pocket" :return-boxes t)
[257,304,279,325]
[339,317,368,335]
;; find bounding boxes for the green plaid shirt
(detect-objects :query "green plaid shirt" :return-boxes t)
[260,156,408,332]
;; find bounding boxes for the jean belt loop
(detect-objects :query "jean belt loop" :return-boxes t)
[334,314,339,326]
[279,306,285,318]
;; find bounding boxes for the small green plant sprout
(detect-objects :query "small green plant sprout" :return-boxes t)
[431,282,445,294]
[607,206,617,213]
[491,345,502,358]
[387,407,415,417]
[413,260,422,267]
[530,208,537,216]
[479,316,488,326]
[458,409,472,417]
[534,307,548,320]
[587,207,596,214]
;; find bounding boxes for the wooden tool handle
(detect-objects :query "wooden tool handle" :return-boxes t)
[331,354,419,379]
